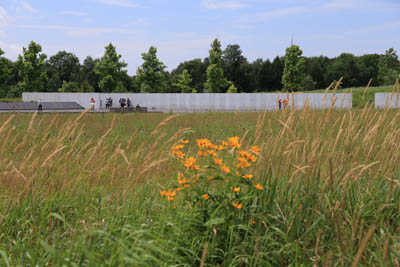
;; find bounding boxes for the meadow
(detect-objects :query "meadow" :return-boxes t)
[0,105,399,266]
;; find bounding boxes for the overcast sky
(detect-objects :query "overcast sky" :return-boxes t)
[0,0,399,74]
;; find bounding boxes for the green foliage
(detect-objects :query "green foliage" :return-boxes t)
[327,53,360,88]
[47,51,81,92]
[95,43,128,92]
[58,80,79,92]
[378,48,400,85]
[204,39,230,93]
[226,82,238,93]
[171,59,208,93]
[0,48,11,97]
[16,41,48,93]
[282,45,307,92]
[173,69,196,93]
[223,44,251,92]
[136,46,167,93]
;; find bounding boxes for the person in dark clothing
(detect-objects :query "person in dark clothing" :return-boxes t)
[127,98,131,108]
[38,99,42,111]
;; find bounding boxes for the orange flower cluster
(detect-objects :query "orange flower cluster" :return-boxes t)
[160,190,176,201]
[250,146,260,155]
[171,141,187,159]
[236,150,258,169]
[220,165,231,173]
[228,136,241,148]
[184,157,200,170]
[163,137,264,208]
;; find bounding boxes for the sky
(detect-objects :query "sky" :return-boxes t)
[0,0,399,74]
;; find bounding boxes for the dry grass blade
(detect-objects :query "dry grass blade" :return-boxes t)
[74,107,92,123]
[0,115,14,136]
[200,242,209,267]
[352,224,376,267]
[362,79,372,100]
[40,145,67,168]
[151,114,178,135]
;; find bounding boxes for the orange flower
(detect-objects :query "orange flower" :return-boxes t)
[181,139,189,144]
[220,165,231,173]
[184,157,200,170]
[172,144,185,150]
[160,189,176,201]
[203,194,210,200]
[197,139,212,150]
[178,178,190,185]
[197,150,208,157]
[254,184,264,190]
[176,184,191,192]
[228,136,241,148]
[232,202,242,209]
[250,146,260,155]
[242,174,254,180]
[250,219,256,225]
[214,157,223,165]
[172,150,185,159]
[239,150,257,163]
[231,187,240,193]
[222,141,229,146]
[236,157,252,169]
[207,150,217,157]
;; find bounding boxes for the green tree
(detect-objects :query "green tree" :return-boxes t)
[378,48,400,85]
[204,39,229,93]
[326,53,360,88]
[94,43,128,92]
[81,56,101,92]
[136,46,167,93]
[171,59,208,93]
[47,51,81,92]
[16,41,48,93]
[0,48,11,97]
[282,45,307,92]
[173,69,196,93]
[226,82,237,93]
[222,44,251,92]
[58,80,79,92]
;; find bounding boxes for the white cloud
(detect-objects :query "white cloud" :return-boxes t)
[59,11,89,17]
[20,1,37,13]
[203,0,247,9]
[0,40,22,60]
[0,6,10,26]
[92,0,144,8]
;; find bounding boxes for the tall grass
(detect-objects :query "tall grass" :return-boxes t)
[0,104,399,266]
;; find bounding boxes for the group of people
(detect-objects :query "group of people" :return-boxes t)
[104,97,132,109]
[118,98,132,108]
[278,99,288,110]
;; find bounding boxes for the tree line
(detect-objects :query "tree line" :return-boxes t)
[0,39,399,97]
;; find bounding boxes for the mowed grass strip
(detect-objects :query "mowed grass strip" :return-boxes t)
[0,108,399,266]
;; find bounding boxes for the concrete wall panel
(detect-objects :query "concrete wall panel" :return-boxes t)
[375,93,400,109]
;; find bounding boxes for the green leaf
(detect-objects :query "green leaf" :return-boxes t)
[204,218,225,227]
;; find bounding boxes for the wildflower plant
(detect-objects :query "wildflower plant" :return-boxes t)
[161,137,264,247]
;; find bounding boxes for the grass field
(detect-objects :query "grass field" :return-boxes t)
[0,106,399,266]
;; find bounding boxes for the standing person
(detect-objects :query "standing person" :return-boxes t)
[127,98,131,108]
[278,99,282,111]
[37,99,42,112]
[90,98,95,109]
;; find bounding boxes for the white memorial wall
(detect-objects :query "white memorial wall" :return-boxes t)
[23,92,352,112]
